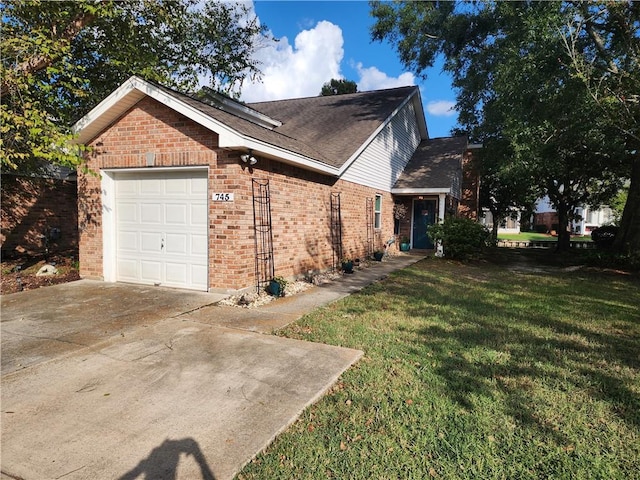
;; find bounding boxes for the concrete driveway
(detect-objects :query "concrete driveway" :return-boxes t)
[1,280,362,480]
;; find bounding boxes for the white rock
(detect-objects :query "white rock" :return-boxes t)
[36,264,58,276]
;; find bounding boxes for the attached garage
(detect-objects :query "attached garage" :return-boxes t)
[103,169,208,291]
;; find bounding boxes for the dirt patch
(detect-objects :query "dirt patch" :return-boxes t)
[1,251,81,295]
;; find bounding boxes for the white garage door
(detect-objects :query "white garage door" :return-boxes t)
[114,170,208,291]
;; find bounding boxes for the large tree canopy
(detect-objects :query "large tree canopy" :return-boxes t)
[371,0,639,253]
[1,0,266,173]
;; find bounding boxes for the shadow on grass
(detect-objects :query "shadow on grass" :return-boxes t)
[363,255,640,436]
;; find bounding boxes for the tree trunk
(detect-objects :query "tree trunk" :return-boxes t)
[613,153,640,254]
[489,207,502,245]
[491,221,500,245]
[556,204,572,252]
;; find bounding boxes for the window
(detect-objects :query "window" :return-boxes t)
[375,194,382,229]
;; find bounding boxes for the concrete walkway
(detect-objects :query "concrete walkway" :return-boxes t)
[1,252,425,480]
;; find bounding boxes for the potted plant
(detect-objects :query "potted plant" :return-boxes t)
[268,276,288,297]
[400,236,410,251]
[373,250,384,261]
[341,258,354,274]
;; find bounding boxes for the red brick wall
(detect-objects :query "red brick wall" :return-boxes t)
[458,150,480,220]
[1,175,78,256]
[80,97,396,291]
[534,212,559,232]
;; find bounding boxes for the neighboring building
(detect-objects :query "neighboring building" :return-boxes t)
[479,209,522,234]
[73,76,479,292]
[534,196,614,234]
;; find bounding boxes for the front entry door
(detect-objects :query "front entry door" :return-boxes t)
[412,199,437,249]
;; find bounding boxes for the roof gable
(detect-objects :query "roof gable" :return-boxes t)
[392,136,468,195]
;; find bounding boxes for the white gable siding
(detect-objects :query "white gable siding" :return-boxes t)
[340,101,422,191]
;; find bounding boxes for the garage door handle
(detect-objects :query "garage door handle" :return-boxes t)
[161,239,164,250]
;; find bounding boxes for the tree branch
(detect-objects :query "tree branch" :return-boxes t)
[1,9,97,98]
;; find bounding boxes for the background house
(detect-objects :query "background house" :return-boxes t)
[534,196,614,234]
[74,76,478,292]
[479,209,522,235]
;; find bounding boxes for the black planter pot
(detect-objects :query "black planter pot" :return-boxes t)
[269,280,282,296]
[373,252,384,261]
[342,261,354,273]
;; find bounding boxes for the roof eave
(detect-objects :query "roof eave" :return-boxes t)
[391,188,452,195]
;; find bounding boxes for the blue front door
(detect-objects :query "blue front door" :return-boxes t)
[413,199,437,249]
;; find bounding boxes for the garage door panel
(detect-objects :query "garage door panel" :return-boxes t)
[191,234,208,256]
[165,204,187,225]
[116,203,138,222]
[165,178,189,195]
[115,169,208,291]
[117,259,138,281]
[191,176,208,194]
[117,231,138,252]
[190,204,207,225]
[117,178,138,196]
[191,265,208,289]
[140,261,162,283]
[165,263,188,285]
[140,232,162,253]
[139,179,162,195]
[140,204,162,224]
[165,233,187,255]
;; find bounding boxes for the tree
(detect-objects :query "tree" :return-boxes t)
[1,0,266,173]
[561,1,640,253]
[320,78,358,96]
[477,140,539,243]
[371,0,634,252]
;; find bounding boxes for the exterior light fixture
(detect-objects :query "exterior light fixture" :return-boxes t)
[240,150,258,165]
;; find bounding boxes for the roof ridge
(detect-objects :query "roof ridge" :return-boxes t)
[247,84,418,106]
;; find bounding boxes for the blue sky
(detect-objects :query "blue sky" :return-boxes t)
[237,1,459,138]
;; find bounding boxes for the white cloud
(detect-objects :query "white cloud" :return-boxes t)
[354,63,415,91]
[240,20,344,102]
[426,100,457,117]
[234,4,417,102]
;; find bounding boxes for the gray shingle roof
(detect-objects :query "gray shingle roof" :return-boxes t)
[393,136,468,190]
[249,86,418,168]
[150,82,418,169]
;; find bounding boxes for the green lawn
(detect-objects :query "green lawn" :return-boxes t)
[498,232,592,242]
[238,251,640,479]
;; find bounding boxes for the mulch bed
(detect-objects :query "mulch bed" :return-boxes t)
[1,251,81,295]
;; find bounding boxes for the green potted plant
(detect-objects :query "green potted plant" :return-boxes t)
[341,257,354,274]
[400,236,410,251]
[268,276,288,297]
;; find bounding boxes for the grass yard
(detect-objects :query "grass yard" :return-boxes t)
[238,251,639,479]
[498,232,592,242]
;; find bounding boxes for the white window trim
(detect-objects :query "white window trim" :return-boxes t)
[374,194,382,230]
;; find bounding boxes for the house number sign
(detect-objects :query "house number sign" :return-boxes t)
[212,193,234,202]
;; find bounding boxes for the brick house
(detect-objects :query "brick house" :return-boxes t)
[73,76,478,292]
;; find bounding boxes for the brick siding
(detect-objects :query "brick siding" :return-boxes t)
[1,175,78,257]
[80,97,396,291]
[458,150,480,220]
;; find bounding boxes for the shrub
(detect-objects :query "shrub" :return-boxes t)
[583,250,640,271]
[428,217,490,260]
[591,225,619,248]
[534,224,548,233]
